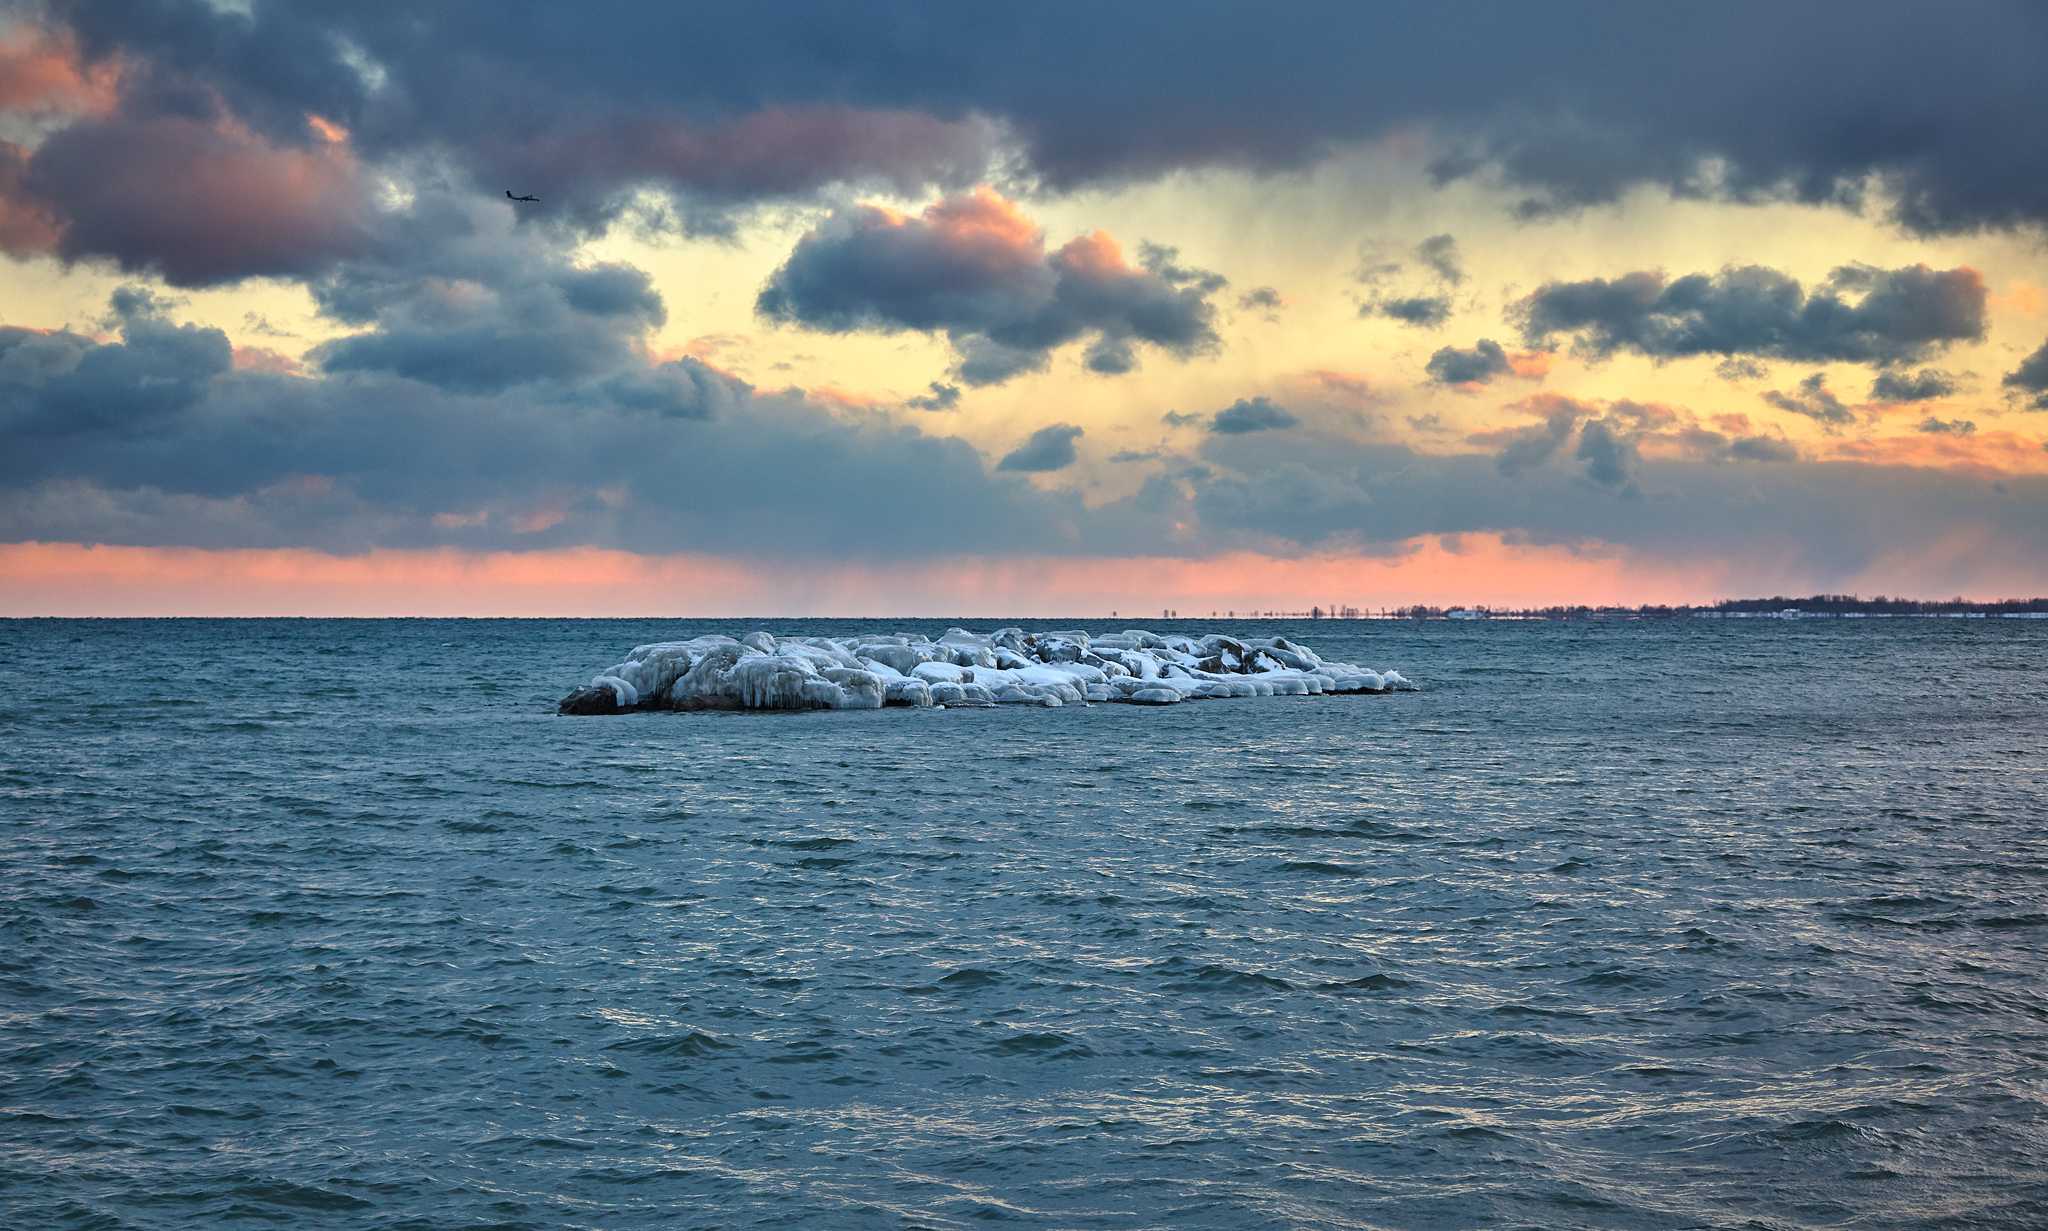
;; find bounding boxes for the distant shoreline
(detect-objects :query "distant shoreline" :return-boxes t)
[1387,596,2048,620]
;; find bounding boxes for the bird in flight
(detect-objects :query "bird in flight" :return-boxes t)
[506,190,539,202]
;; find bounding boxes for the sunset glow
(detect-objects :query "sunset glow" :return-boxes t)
[2,6,2044,613]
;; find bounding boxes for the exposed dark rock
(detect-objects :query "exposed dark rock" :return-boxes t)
[559,685,629,715]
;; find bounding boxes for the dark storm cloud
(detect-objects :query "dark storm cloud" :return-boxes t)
[15,0,2043,298]
[5,287,2043,580]
[0,296,1096,556]
[1516,264,1986,366]
[314,260,665,394]
[2004,338,2048,409]
[1177,426,2047,586]
[26,5,1005,248]
[996,423,1083,472]
[1426,339,1511,386]
[1869,368,1958,404]
[756,190,1221,386]
[1208,397,1299,434]
[282,191,671,394]
[1761,373,1855,426]
[0,293,230,438]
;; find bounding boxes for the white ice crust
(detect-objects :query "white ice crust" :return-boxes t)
[579,628,1414,711]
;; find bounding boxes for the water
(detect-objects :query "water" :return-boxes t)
[2,616,2044,1230]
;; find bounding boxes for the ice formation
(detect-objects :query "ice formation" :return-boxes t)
[559,628,1414,714]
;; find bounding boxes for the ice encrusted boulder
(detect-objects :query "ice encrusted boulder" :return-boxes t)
[559,627,1415,714]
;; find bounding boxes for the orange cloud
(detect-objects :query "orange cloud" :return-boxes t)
[923,184,1044,262]
[231,345,303,373]
[1301,368,1376,403]
[806,383,885,411]
[1821,428,2048,476]
[306,114,348,144]
[1052,229,1130,279]
[1990,281,2044,317]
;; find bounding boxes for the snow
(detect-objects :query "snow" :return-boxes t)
[563,627,1417,713]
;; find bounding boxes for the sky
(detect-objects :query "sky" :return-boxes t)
[3,1,2047,616]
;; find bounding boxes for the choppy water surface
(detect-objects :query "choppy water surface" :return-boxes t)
[3,617,2045,1230]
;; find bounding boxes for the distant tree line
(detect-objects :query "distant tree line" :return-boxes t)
[1384,595,2048,619]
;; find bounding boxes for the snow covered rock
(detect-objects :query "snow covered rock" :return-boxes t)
[560,627,1416,713]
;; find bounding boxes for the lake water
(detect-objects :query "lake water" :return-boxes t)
[3,616,2044,1229]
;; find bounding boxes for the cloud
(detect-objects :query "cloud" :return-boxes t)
[3,15,1005,249]
[1426,339,1511,386]
[1671,427,1801,463]
[1761,373,1855,426]
[1414,234,1464,285]
[0,254,1103,558]
[757,187,1222,385]
[6,4,2048,594]
[996,423,1084,471]
[1361,234,1462,328]
[465,108,1003,229]
[1209,397,1299,434]
[1,291,231,439]
[1376,296,1453,328]
[8,113,376,286]
[905,381,961,410]
[1575,417,1642,498]
[7,288,2044,593]
[1184,424,2048,586]
[599,358,749,420]
[2004,337,2048,409]
[1192,461,1375,544]
[1238,286,1282,312]
[1918,416,1976,435]
[1473,394,1782,487]
[19,3,2048,243]
[303,194,670,394]
[1869,368,1958,403]
[1517,264,1987,366]
[1485,408,1577,476]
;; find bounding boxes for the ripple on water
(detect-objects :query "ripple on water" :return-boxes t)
[1,615,2045,1228]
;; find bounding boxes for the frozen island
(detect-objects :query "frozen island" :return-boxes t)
[559,627,1415,713]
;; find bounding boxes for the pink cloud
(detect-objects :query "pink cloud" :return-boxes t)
[12,113,374,283]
